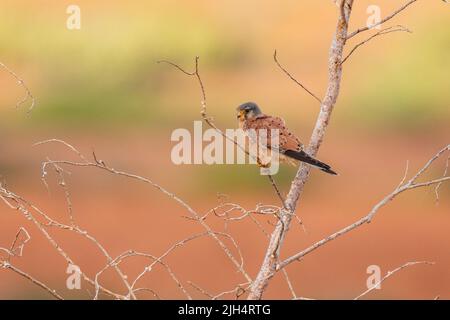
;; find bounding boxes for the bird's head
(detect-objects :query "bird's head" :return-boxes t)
[236,102,262,121]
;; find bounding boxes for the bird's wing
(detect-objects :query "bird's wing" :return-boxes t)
[244,115,338,174]
[245,116,303,152]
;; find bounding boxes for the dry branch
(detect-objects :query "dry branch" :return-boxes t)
[347,0,418,39]
[158,57,303,294]
[273,50,322,104]
[0,261,63,300]
[34,139,251,284]
[1,228,62,300]
[0,185,132,300]
[0,61,35,112]
[1,0,447,301]
[247,0,355,300]
[156,0,447,300]
[279,145,449,270]
[354,261,434,300]
[342,25,411,64]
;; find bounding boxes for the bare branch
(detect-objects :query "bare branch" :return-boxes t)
[0,185,131,300]
[188,281,214,299]
[273,50,322,104]
[9,227,31,259]
[33,139,88,162]
[34,139,252,283]
[158,57,295,246]
[93,249,192,300]
[158,57,253,160]
[279,146,449,270]
[129,231,244,300]
[133,288,161,300]
[267,175,287,209]
[435,154,449,204]
[212,282,252,300]
[1,0,443,301]
[0,61,35,112]
[45,160,76,225]
[347,0,418,40]
[354,261,434,300]
[0,228,62,299]
[397,160,410,189]
[157,59,196,76]
[1,261,63,300]
[409,145,450,184]
[158,54,316,298]
[292,296,316,300]
[342,25,411,64]
[247,0,355,300]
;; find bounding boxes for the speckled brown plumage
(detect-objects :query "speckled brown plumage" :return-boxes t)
[237,102,337,175]
[242,115,303,153]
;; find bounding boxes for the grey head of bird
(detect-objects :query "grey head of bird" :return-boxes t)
[236,102,263,121]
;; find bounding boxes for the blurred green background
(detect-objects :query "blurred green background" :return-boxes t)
[1,0,448,131]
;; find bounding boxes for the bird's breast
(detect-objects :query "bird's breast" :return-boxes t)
[238,119,246,130]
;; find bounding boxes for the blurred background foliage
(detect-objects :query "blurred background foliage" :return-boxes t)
[0,1,448,131]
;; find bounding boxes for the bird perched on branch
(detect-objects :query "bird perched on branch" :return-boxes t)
[237,102,337,175]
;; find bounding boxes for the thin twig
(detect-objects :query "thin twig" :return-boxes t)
[34,139,252,284]
[158,57,252,160]
[9,227,31,259]
[435,154,449,204]
[33,139,88,162]
[0,186,131,300]
[267,175,287,209]
[278,146,449,270]
[273,50,322,104]
[0,61,35,112]
[347,0,418,39]
[212,282,252,300]
[187,281,214,299]
[247,0,354,300]
[342,25,411,64]
[1,261,63,300]
[93,249,191,300]
[133,288,161,300]
[354,261,434,300]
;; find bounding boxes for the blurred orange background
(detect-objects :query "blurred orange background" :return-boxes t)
[0,0,449,299]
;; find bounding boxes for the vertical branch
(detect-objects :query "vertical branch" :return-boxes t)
[247,0,354,300]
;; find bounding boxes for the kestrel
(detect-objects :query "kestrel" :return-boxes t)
[237,102,337,175]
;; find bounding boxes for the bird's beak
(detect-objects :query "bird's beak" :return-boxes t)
[237,110,245,120]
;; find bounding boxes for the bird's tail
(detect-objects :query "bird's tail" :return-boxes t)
[284,150,337,175]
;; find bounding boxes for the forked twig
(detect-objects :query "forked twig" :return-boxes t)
[342,25,412,64]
